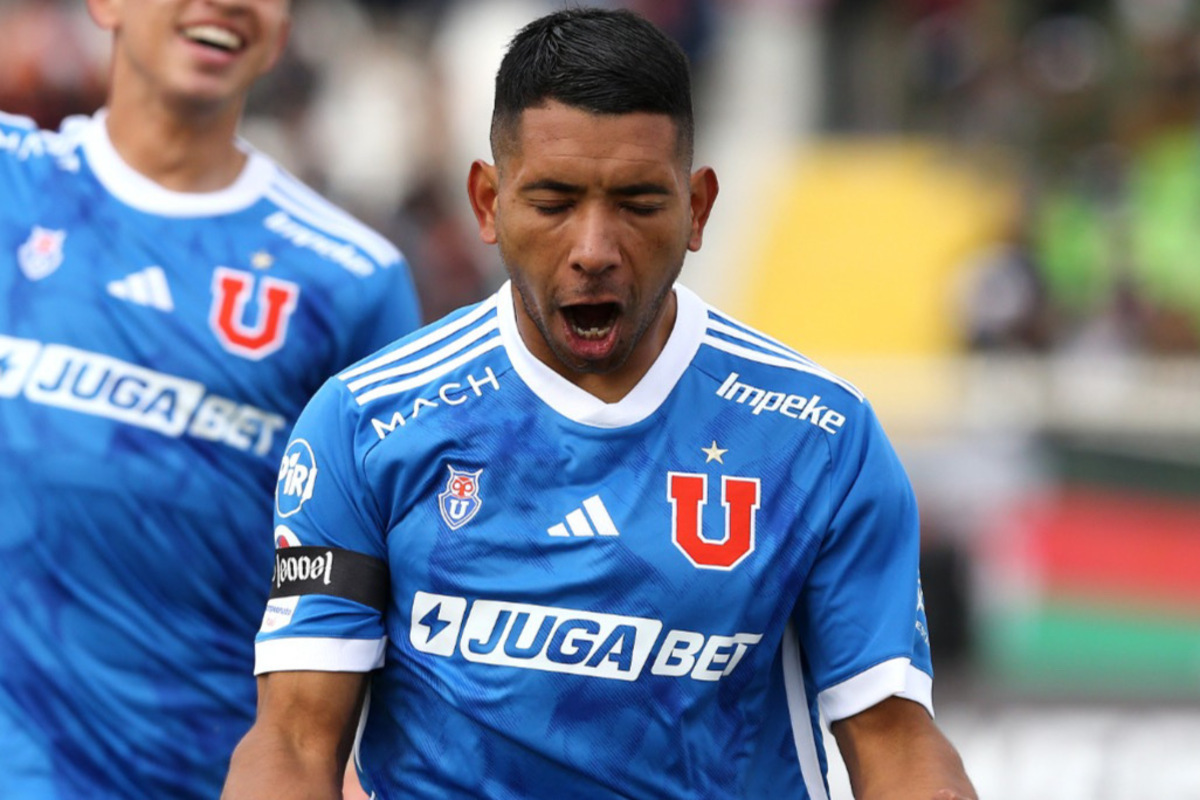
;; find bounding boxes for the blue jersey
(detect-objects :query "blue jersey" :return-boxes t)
[257,283,933,799]
[0,110,421,800]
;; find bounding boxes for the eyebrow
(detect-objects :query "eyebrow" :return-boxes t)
[612,183,672,197]
[519,179,580,194]
[518,179,673,197]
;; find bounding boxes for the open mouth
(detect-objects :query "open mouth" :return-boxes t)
[562,303,619,341]
[182,25,244,53]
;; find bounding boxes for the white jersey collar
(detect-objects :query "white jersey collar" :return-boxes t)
[497,280,706,428]
[81,110,275,217]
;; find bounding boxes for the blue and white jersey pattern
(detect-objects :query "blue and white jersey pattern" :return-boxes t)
[0,110,421,800]
[259,283,932,800]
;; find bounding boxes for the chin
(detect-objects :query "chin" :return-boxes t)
[168,82,245,113]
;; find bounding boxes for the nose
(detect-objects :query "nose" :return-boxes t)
[569,205,619,275]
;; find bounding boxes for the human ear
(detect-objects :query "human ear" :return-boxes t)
[261,16,292,75]
[86,0,120,30]
[687,167,719,252]
[467,160,500,246]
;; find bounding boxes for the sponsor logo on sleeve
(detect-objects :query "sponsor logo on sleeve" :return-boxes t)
[368,367,501,438]
[273,547,334,590]
[275,524,302,549]
[269,545,390,612]
[915,578,930,645]
[260,526,302,633]
[276,439,318,517]
[264,211,375,277]
[0,123,80,169]
[716,372,846,434]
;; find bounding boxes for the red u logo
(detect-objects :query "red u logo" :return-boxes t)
[667,472,760,570]
[209,267,300,360]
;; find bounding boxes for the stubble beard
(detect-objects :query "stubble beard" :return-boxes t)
[501,249,686,378]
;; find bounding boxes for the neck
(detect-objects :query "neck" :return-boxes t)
[585,292,676,403]
[103,84,248,193]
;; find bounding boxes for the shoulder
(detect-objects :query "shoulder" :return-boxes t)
[0,111,87,183]
[0,110,37,137]
[284,297,507,517]
[256,156,403,280]
[318,294,507,436]
[688,294,868,436]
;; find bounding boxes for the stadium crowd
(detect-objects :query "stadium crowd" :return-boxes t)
[5,0,1196,355]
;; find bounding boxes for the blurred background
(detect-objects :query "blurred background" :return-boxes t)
[5,0,1198,796]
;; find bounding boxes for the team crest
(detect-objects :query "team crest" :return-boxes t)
[438,466,483,530]
[667,471,761,570]
[209,266,300,360]
[17,226,66,281]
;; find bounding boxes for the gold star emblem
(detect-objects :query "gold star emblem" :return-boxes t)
[251,251,274,270]
[701,440,727,464]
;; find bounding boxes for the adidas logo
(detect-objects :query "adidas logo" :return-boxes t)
[107,266,174,312]
[547,495,620,538]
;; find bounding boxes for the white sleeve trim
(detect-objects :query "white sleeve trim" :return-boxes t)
[818,657,935,722]
[254,636,386,676]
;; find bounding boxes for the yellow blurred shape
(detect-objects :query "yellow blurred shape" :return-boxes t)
[738,139,1015,359]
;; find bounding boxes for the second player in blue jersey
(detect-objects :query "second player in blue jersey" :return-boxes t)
[0,2,421,799]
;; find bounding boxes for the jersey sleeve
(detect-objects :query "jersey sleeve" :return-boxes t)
[0,113,40,211]
[339,251,423,363]
[793,400,933,722]
[254,378,390,675]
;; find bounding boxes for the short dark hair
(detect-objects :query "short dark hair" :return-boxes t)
[490,7,695,165]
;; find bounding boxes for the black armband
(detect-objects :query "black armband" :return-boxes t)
[270,546,389,612]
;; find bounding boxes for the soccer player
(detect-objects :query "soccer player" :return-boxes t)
[0,1,421,799]
[222,8,975,800]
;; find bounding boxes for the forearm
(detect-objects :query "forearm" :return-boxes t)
[833,697,976,800]
[221,672,366,800]
[840,724,974,799]
[221,725,346,800]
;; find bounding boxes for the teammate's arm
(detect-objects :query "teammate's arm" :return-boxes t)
[831,696,976,800]
[221,671,367,800]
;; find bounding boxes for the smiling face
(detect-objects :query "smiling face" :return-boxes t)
[469,101,718,401]
[88,0,290,115]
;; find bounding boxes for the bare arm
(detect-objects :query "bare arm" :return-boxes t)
[831,696,976,800]
[221,670,368,800]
